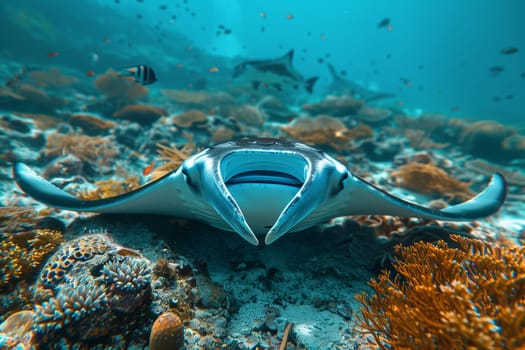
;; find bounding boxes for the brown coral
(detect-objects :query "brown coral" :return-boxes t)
[69,114,117,136]
[94,69,148,102]
[302,94,364,116]
[282,115,372,151]
[390,162,473,202]
[355,235,525,350]
[112,104,167,125]
[172,109,208,128]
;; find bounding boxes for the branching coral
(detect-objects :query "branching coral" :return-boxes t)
[355,235,525,350]
[390,162,473,202]
[43,132,118,166]
[150,135,196,180]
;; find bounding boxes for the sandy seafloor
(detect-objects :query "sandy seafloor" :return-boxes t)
[0,58,525,349]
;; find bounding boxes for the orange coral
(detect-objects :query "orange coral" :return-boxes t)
[390,162,473,202]
[78,177,141,200]
[355,235,525,350]
[94,69,148,102]
[0,226,63,292]
[282,115,373,151]
[150,135,196,180]
[44,132,117,165]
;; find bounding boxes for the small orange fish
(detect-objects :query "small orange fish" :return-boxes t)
[176,63,184,69]
[143,162,154,176]
[103,37,111,43]
[260,11,267,18]
[209,66,219,73]
[86,70,96,77]
[286,14,294,20]
[48,51,60,58]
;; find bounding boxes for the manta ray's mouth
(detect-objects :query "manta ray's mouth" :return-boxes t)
[226,170,303,187]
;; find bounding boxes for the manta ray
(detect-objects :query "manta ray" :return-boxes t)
[233,50,319,93]
[13,138,506,246]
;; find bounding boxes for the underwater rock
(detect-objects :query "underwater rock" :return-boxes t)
[112,104,167,125]
[195,274,227,308]
[302,94,364,116]
[149,311,184,350]
[69,113,117,136]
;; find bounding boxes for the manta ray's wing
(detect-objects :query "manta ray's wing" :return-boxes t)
[13,163,220,224]
[248,50,297,80]
[305,171,506,226]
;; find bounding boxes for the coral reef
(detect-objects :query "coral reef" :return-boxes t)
[77,177,141,200]
[94,69,149,102]
[172,109,208,128]
[355,105,392,124]
[302,94,364,116]
[112,104,167,125]
[149,311,184,350]
[459,120,525,162]
[30,234,153,344]
[356,235,525,350]
[69,113,117,136]
[390,162,474,202]
[161,89,235,111]
[282,115,373,151]
[0,224,64,293]
[150,136,195,180]
[27,68,78,89]
[43,132,118,168]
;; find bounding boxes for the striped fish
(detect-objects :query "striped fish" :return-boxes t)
[119,64,157,85]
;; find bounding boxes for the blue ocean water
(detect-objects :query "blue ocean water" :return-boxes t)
[1,0,523,123]
[1,1,524,349]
